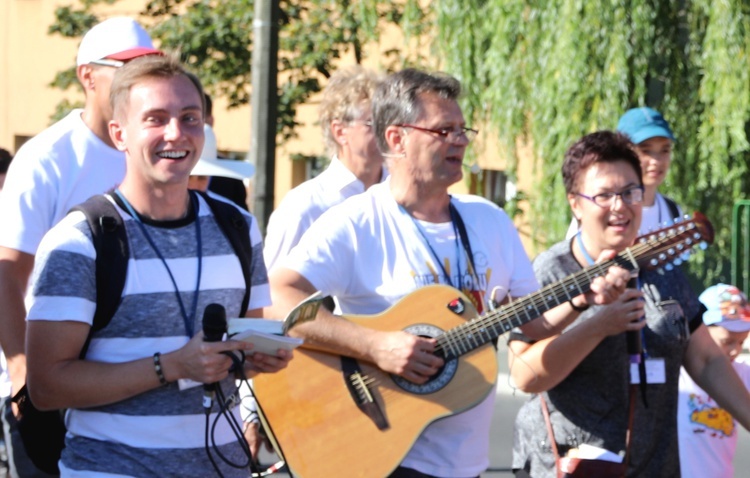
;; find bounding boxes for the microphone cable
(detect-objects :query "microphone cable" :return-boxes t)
[203,350,261,478]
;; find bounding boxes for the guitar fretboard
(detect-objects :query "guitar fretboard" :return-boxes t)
[435,219,705,360]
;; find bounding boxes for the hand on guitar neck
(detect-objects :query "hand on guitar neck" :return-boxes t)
[526,248,632,340]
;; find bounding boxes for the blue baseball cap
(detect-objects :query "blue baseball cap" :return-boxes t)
[617,107,675,145]
[699,284,750,332]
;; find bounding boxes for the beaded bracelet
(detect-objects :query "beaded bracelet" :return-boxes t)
[568,298,590,312]
[153,352,168,386]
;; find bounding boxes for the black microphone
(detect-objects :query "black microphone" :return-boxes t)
[626,277,642,361]
[202,303,227,410]
[627,276,649,407]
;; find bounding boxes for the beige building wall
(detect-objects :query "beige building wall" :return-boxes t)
[1,1,540,251]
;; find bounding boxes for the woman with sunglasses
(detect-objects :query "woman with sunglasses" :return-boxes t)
[509,131,750,477]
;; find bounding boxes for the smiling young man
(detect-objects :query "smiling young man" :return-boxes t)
[24,54,290,477]
[268,69,630,478]
[0,17,161,477]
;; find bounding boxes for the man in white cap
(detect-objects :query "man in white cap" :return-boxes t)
[0,17,160,477]
[678,284,750,478]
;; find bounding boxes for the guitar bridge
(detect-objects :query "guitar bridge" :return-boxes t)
[340,356,389,430]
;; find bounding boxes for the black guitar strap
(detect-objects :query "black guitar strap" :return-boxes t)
[449,201,477,279]
[451,200,502,348]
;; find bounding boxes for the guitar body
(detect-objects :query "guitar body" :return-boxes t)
[253,285,498,478]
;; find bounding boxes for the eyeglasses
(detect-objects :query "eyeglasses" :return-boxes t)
[89,59,125,68]
[576,186,644,208]
[395,124,478,143]
[349,119,373,128]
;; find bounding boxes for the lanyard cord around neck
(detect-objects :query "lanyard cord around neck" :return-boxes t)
[575,231,596,266]
[114,189,203,337]
[400,200,478,292]
[406,208,460,289]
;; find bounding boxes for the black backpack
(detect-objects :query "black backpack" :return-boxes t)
[12,190,254,475]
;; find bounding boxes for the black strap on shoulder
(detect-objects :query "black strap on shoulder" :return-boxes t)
[663,195,680,221]
[196,191,253,314]
[70,194,129,358]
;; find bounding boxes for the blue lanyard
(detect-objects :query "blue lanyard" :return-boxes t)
[404,207,462,290]
[575,231,596,266]
[114,189,203,337]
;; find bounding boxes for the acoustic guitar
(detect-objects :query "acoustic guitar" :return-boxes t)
[253,214,713,478]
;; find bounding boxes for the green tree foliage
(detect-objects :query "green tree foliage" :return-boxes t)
[48,0,429,140]
[436,0,750,287]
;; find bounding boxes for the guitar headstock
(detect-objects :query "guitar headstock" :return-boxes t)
[630,212,714,271]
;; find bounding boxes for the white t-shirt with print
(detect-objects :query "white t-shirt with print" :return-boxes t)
[283,180,539,477]
[678,358,750,478]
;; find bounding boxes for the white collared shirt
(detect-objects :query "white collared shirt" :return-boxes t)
[263,156,387,271]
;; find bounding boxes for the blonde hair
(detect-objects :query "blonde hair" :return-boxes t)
[319,65,383,157]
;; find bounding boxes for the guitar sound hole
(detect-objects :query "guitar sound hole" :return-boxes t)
[392,323,458,395]
[391,357,458,395]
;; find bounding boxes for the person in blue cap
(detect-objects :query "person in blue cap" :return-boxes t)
[616,107,682,232]
[566,107,681,238]
[678,284,750,478]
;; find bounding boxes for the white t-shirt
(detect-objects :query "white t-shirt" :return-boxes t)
[678,359,750,478]
[0,109,125,398]
[283,180,539,477]
[263,156,387,271]
[565,192,683,240]
[0,109,126,255]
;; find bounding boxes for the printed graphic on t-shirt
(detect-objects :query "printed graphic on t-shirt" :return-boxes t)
[687,393,735,438]
[411,257,492,314]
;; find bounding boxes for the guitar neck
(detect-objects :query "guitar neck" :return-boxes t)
[437,248,642,360]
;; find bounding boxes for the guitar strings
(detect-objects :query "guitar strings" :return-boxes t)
[347,220,704,402]
[432,220,702,358]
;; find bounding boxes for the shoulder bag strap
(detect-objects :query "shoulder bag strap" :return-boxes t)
[540,394,563,478]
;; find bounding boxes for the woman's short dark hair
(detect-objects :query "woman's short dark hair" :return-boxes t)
[562,131,643,194]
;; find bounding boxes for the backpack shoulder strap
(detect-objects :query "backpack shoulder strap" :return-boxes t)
[662,194,680,221]
[70,194,129,357]
[197,191,253,314]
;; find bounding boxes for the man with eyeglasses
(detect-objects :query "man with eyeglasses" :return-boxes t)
[267,69,630,478]
[0,17,160,477]
[263,65,387,272]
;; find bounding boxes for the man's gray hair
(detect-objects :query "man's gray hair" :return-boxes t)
[372,68,462,154]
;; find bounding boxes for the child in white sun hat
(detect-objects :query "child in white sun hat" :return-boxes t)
[678,284,750,478]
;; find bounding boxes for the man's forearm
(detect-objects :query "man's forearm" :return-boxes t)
[0,249,35,394]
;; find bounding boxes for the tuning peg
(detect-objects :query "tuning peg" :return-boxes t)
[681,251,692,261]
[673,258,683,266]
[699,241,708,250]
[665,263,674,271]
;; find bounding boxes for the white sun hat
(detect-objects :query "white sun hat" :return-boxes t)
[191,125,255,180]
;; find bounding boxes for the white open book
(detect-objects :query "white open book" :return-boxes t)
[227,291,327,356]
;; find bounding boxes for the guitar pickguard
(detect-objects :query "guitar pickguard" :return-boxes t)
[390,323,459,395]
